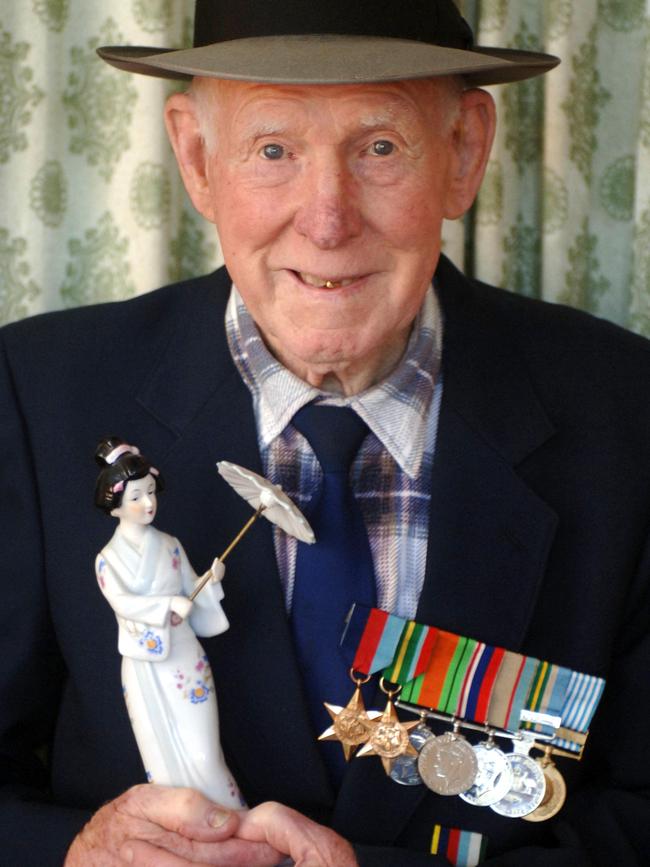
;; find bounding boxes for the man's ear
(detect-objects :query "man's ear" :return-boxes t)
[164,92,217,223]
[443,88,496,220]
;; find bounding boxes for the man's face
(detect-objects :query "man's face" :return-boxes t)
[190,79,463,389]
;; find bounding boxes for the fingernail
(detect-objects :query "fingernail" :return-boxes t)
[208,807,230,828]
[122,846,134,863]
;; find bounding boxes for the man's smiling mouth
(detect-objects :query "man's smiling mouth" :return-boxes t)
[294,271,360,289]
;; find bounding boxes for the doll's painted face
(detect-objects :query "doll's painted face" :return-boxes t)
[111,474,157,525]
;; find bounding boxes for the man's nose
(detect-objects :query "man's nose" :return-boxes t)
[292,156,362,249]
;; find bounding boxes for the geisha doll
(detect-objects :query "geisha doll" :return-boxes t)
[93,436,243,809]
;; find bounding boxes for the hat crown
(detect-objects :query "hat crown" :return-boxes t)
[193,0,474,50]
[97,0,559,87]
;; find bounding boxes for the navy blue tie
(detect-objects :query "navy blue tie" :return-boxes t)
[291,404,377,783]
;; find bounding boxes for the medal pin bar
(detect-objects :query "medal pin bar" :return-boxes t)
[394,699,586,821]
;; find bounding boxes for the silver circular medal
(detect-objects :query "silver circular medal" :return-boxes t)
[460,742,513,807]
[490,753,546,818]
[389,724,433,786]
[417,731,479,796]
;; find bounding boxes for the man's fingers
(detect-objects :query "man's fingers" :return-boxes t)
[238,802,358,867]
[121,837,284,867]
[121,840,197,867]
[116,784,240,843]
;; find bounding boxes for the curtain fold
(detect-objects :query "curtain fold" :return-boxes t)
[1,1,649,336]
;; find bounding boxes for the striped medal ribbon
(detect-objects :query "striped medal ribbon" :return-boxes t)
[343,607,606,751]
[342,604,407,676]
[431,825,487,867]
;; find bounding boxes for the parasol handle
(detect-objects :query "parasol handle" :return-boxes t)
[189,505,265,602]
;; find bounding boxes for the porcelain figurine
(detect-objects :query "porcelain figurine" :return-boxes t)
[94,436,244,809]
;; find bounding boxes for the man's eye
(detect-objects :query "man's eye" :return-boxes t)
[261,143,285,160]
[370,140,395,156]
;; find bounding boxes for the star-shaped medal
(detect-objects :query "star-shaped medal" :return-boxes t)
[318,686,382,761]
[356,698,419,774]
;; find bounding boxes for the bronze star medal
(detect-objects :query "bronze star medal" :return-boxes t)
[356,698,419,774]
[319,685,382,760]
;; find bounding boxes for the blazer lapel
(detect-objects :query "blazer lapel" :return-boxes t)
[422,260,558,649]
[134,271,333,810]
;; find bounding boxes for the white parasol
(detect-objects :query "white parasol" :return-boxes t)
[189,461,314,601]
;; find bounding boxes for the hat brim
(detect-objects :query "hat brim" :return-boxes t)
[97,35,559,86]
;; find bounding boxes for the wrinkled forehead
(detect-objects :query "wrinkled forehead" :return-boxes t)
[192,76,459,131]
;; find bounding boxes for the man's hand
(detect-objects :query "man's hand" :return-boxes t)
[64,784,281,866]
[238,802,359,867]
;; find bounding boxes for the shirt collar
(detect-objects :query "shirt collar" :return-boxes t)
[226,285,442,478]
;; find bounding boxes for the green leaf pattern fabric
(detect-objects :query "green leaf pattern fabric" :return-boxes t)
[1,0,648,339]
[0,0,216,323]
[447,0,650,336]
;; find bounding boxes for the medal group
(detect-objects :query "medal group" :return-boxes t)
[324,606,605,822]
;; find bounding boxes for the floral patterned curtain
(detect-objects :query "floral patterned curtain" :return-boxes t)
[1,0,649,336]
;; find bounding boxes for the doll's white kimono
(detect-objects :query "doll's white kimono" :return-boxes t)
[96,525,243,808]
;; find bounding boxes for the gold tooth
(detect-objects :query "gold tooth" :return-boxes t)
[299,273,351,288]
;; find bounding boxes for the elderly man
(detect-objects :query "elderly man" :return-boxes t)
[1,2,649,866]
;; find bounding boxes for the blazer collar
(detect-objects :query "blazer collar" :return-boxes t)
[435,255,556,467]
[135,269,237,439]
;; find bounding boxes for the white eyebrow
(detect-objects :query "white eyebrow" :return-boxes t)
[242,120,289,139]
[358,113,396,129]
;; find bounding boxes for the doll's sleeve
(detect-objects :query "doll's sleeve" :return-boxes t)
[95,553,175,661]
[174,539,229,638]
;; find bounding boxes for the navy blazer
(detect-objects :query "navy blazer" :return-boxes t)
[1,256,649,866]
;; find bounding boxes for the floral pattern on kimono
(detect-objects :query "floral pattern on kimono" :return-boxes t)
[96,526,244,808]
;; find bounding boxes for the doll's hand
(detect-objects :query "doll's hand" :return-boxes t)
[124,619,142,637]
[210,558,225,583]
[171,596,193,621]
[170,612,183,626]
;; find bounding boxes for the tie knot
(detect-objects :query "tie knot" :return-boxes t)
[292,404,369,473]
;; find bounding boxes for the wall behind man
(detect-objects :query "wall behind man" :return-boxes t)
[1,0,649,336]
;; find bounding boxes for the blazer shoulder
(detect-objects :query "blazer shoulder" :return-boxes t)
[436,254,650,368]
[435,254,650,439]
[0,268,232,360]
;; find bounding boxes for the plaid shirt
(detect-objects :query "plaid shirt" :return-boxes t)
[226,286,443,619]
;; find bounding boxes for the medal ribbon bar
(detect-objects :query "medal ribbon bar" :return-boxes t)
[550,671,605,753]
[431,825,487,867]
[383,619,438,684]
[522,661,572,738]
[344,605,407,675]
[343,605,605,753]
